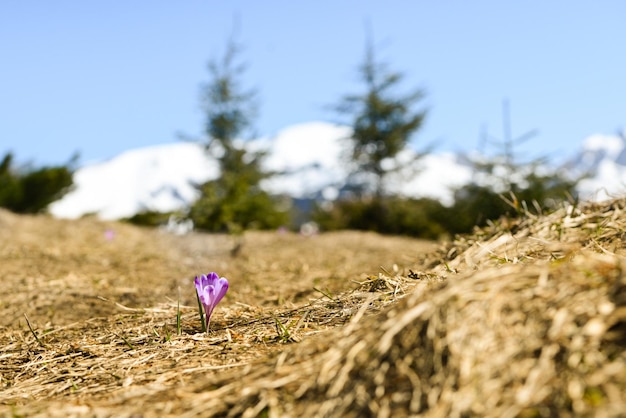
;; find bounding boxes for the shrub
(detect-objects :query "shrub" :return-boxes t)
[0,152,74,214]
[313,196,450,240]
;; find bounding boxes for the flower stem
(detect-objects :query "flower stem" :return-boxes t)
[195,290,206,334]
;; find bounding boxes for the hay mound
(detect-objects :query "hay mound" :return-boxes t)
[171,199,626,417]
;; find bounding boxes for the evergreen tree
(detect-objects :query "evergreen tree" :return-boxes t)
[189,38,287,232]
[0,152,75,214]
[336,40,427,197]
[450,100,579,233]
[0,153,21,209]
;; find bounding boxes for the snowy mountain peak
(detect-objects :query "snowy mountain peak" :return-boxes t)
[49,142,218,220]
[570,131,626,201]
[576,132,626,170]
[50,122,473,220]
[582,133,624,156]
[49,122,626,221]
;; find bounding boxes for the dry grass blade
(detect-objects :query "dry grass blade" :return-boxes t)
[22,313,46,349]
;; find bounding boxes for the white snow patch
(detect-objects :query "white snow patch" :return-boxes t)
[582,134,625,159]
[261,122,352,198]
[49,122,626,221]
[577,159,626,201]
[387,153,473,205]
[50,142,217,220]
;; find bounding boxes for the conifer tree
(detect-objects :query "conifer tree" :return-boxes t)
[189,38,287,232]
[0,153,21,209]
[336,40,427,197]
[0,152,75,214]
[449,100,579,233]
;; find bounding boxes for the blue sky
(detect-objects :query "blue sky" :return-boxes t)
[2,1,624,166]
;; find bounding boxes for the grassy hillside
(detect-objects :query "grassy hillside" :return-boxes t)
[1,198,625,417]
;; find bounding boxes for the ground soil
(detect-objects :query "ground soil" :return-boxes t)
[0,209,437,415]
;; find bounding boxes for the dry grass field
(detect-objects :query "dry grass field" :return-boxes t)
[0,209,436,417]
[1,198,626,417]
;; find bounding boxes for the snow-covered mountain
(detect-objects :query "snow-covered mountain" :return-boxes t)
[49,122,472,220]
[49,122,626,221]
[49,142,218,220]
[258,122,354,200]
[569,131,626,201]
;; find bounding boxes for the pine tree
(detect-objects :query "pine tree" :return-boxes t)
[0,152,75,214]
[189,38,287,233]
[0,153,21,209]
[450,100,579,233]
[336,40,427,197]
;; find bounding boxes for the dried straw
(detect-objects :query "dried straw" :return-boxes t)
[170,198,626,417]
[2,199,626,417]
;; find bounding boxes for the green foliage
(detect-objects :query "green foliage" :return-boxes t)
[0,152,74,214]
[514,170,578,211]
[190,174,288,232]
[0,153,22,209]
[313,197,449,240]
[124,210,175,227]
[201,41,256,146]
[447,184,511,234]
[189,37,287,232]
[336,40,427,196]
[15,166,74,213]
[314,165,578,238]
[448,169,578,235]
[314,138,579,238]
[448,102,581,234]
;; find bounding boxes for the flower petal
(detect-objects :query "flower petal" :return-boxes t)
[206,272,219,284]
[212,277,229,306]
[199,287,212,308]
[194,275,203,292]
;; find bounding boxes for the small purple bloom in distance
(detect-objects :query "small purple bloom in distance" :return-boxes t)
[104,229,115,241]
[194,272,229,332]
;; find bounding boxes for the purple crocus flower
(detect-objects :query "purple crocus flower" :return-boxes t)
[194,272,229,332]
